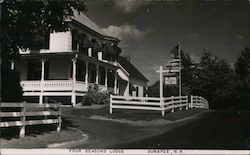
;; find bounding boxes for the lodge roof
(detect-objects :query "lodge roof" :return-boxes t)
[71,10,119,42]
[118,56,148,83]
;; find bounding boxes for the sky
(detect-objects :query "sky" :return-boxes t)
[84,0,250,85]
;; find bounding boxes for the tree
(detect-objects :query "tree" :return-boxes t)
[1,1,87,101]
[191,51,235,109]
[235,47,250,81]
[180,50,194,95]
[234,47,250,109]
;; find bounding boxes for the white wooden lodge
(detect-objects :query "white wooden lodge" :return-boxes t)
[14,11,148,106]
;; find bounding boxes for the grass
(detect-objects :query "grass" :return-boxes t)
[1,127,85,148]
[0,117,83,148]
[62,106,208,121]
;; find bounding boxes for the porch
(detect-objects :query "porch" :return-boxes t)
[15,53,118,106]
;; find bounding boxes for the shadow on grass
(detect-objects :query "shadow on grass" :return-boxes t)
[113,110,250,149]
[0,117,79,140]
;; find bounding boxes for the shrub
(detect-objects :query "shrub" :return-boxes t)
[81,84,110,106]
[1,69,23,102]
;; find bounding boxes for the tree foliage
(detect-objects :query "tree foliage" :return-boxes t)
[234,48,250,109]
[148,48,250,110]
[1,0,87,101]
[191,51,235,109]
[1,0,87,59]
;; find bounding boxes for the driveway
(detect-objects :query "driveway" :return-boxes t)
[61,108,209,148]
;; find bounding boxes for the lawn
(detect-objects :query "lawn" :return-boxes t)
[0,118,86,148]
[62,106,208,121]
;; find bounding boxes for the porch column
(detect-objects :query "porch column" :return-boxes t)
[105,68,108,88]
[71,58,77,106]
[125,81,130,97]
[40,59,46,105]
[85,61,89,84]
[96,64,99,84]
[114,71,117,94]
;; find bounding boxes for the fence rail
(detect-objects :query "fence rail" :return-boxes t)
[191,96,209,109]
[110,95,209,116]
[0,102,62,137]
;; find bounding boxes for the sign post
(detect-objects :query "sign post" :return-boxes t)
[178,44,182,96]
[157,44,182,99]
[159,66,163,99]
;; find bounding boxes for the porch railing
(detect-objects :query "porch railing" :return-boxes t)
[21,80,87,92]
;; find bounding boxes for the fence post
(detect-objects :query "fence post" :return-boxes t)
[190,95,193,108]
[179,96,182,111]
[110,95,113,114]
[19,102,26,138]
[171,96,174,113]
[185,95,189,110]
[57,102,62,132]
[161,98,165,116]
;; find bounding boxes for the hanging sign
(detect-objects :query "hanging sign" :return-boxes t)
[164,76,177,85]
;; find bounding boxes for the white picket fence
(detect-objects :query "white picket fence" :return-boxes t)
[191,95,209,109]
[110,95,209,116]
